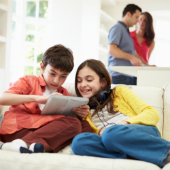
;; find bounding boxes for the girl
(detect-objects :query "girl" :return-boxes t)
[71,59,170,167]
[130,12,155,66]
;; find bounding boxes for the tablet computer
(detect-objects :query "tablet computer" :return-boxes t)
[41,95,89,116]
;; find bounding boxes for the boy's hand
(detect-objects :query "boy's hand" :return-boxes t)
[72,105,90,118]
[35,95,49,104]
[51,92,63,96]
[36,92,63,104]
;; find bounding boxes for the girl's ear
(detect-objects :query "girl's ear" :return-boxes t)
[40,62,44,73]
[101,77,107,88]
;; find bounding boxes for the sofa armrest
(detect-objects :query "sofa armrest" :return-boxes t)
[0,105,2,114]
[0,105,10,126]
[0,105,10,116]
[163,83,170,141]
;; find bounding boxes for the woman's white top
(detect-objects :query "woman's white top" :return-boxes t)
[38,86,58,111]
[90,106,130,129]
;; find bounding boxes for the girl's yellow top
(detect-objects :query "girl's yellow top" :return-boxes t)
[85,85,160,135]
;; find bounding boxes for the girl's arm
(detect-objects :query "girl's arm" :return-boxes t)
[115,86,160,126]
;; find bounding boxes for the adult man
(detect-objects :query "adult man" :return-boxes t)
[107,4,142,85]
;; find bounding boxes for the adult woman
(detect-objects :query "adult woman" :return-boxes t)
[130,12,155,66]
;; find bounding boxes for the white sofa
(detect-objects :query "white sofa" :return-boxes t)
[0,83,170,170]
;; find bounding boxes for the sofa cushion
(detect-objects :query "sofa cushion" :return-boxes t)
[0,84,164,136]
[0,150,162,170]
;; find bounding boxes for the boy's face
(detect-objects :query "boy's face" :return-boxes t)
[40,63,69,90]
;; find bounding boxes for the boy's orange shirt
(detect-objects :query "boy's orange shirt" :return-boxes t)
[0,74,69,135]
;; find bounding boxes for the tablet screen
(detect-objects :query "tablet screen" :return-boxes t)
[41,95,89,116]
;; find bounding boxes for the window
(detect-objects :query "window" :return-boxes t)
[149,11,170,66]
[10,0,51,83]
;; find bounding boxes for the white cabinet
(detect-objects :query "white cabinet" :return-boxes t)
[109,66,170,88]
[0,0,12,93]
[99,0,116,66]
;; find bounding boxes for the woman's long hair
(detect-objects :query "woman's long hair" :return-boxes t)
[75,59,117,116]
[141,12,155,46]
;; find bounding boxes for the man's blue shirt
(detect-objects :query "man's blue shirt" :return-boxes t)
[107,21,135,76]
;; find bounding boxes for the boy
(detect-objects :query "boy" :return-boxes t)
[0,44,91,153]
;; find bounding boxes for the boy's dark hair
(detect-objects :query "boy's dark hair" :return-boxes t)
[42,44,74,73]
[123,4,142,17]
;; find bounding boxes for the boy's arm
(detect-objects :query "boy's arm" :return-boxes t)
[0,76,50,106]
[0,93,49,105]
[0,91,63,106]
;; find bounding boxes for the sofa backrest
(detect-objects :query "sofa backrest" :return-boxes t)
[63,83,164,135]
[0,84,164,138]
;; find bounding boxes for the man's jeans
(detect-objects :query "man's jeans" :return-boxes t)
[112,75,137,85]
[72,125,170,167]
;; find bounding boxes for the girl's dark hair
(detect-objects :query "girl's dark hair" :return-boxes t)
[141,12,155,46]
[42,44,74,73]
[75,59,117,116]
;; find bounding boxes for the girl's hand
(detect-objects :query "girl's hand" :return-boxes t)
[35,92,63,104]
[72,105,90,118]
[99,121,130,136]
[116,121,130,125]
[99,127,106,136]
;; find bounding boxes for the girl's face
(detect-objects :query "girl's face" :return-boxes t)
[137,14,147,30]
[77,66,106,98]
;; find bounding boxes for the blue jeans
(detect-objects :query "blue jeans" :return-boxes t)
[112,75,137,85]
[72,125,170,167]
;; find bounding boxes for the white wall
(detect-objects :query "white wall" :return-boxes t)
[50,0,100,83]
[5,0,170,89]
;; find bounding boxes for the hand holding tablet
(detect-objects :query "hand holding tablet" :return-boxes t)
[41,95,89,116]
